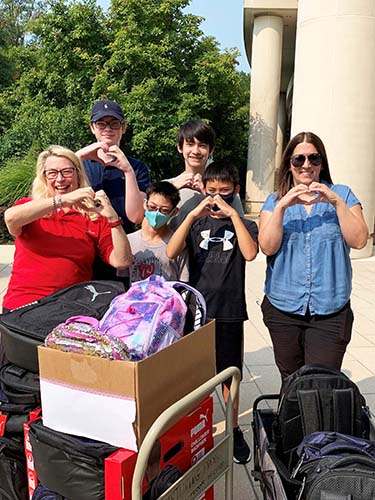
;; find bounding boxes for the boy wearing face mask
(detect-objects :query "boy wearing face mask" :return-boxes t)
[166,160,258,465]
[123,181,189,284]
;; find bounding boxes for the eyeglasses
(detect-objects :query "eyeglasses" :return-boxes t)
[44,168,76,180]
[145,201,174,216]
[290,153,322,168]
[94,120,123,130]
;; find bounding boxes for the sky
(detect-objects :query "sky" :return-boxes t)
[184,0,249,73]
[97,0,249,73]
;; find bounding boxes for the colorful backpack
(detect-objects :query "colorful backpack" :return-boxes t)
[99,275,206,360]
[45,316,130,360]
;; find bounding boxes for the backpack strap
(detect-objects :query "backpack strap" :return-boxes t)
[297,390,322,435]
[149,464,181,499]
[321,492,352,500]
[166,281,207,328]
[333,388,354,435]
[64,316,101,328]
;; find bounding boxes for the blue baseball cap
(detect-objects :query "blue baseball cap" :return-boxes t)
[90,100,124,121]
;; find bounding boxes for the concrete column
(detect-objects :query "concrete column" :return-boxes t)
[245,15,284,214]
[292,0,375,257]
[274,92,287,189]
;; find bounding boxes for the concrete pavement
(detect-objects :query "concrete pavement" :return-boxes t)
[1,244,375,499]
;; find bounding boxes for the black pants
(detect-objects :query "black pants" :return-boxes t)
[261,296,353,380]
[216,321,244,388]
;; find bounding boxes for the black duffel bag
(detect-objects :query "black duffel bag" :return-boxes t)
[29,419,118,500]
[0,280,125,372]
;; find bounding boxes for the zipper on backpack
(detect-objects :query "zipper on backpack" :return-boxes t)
[291,453,306,478]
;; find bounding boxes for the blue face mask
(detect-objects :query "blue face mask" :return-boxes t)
[205,192,235,211]
[145,209,172,228]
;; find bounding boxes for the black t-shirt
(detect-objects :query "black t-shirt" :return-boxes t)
[187,216,258,321]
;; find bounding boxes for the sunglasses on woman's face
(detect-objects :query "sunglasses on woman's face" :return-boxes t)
[290,153,322,168]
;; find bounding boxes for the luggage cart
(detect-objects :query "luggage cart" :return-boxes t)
[251,394,375,500]
[251,394,291,500]
[131,366,241,500]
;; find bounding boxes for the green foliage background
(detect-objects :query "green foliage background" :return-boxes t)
[0,0,250,214]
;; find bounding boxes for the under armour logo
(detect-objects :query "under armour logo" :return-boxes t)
[84,285,111,302]
[199,230,234,251]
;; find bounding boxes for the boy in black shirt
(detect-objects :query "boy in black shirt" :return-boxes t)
[167,160,258,464]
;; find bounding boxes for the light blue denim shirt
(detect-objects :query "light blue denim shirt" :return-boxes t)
[262,183,361,316]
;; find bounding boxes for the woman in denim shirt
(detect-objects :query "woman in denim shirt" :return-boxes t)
[259,132,368,380]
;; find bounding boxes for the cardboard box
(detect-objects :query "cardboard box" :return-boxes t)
[38,320,215,450]
[105,397,214,500]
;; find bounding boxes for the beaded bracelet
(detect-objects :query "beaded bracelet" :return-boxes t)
[52,196,57,212]
[57,195,62,210]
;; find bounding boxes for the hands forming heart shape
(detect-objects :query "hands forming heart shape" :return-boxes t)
[97,148,116,165]
[297,191,320,204]
[189,173,203,192]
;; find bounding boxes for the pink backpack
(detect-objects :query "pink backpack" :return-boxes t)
[99,275,206,360]
[45,316,130,360]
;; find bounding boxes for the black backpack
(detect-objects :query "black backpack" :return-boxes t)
[0,364,40,435]
[172,285,206,334]
[0,435,28,500]
[0,280,125,372]
[0,364,41,500]
[293,432,375,499]
[273,364,369,470]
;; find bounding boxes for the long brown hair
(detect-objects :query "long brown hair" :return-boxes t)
[276,132,333,199]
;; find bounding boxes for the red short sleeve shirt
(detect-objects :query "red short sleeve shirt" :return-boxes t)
[3,198,114,310]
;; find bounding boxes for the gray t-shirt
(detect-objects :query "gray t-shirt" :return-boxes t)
[166,176,244,231]
[126,230,189,283]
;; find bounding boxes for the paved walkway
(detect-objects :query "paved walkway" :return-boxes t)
[1,244,375,498]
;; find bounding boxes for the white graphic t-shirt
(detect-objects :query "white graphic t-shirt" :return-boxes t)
[127,230,189,283]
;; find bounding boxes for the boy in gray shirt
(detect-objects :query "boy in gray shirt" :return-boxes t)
[124,182,189,284]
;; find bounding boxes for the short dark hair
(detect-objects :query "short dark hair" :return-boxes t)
[146,181,180,208]
[177,120,216,152]
[276,131,333,199]
[202,159,240,188]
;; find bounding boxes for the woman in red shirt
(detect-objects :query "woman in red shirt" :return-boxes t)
[2,145,132,311]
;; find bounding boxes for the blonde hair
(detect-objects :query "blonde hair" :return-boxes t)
[32,145,98,220]
[32,145,90,199]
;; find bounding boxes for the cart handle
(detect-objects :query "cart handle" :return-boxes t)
[253,393,279,413]
[132,366,241,500]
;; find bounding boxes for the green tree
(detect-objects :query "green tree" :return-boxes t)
[22,0,110,107]
[0,0,109,165]
[0,0,44,46]
[92,0,249,179]
[0,0,250,204]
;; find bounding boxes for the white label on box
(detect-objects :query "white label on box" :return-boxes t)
[40,378,138,450]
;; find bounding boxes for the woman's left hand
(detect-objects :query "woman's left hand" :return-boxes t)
[309,182,341,206]
[105,145,134,174]
[93,190,119,221]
